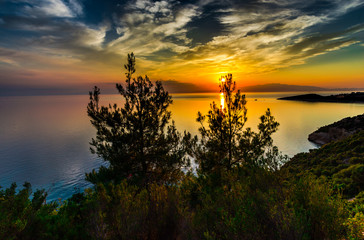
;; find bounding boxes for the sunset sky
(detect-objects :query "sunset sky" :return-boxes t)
[0,0,363,95]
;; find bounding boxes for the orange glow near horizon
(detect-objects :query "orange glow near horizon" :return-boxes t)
[0,38,363,95]
[1,43,363,94]
[140,53,364,92]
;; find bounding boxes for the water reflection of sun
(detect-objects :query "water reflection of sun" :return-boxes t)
[220,76,225,110]
[220,92,225,110]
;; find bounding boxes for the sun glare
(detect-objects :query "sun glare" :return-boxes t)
[220,92,225,110]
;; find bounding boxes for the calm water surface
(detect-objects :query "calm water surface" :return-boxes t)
[1,92,364,201]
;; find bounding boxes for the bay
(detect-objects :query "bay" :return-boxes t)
[1,92,363,201]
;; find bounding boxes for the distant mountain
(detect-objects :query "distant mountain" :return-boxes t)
[241,83,327,92]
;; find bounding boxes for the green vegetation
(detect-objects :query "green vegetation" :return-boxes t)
[1,53,363,239]
[282,130,364,198]
[314,113,364,133]
[1,172,356,239]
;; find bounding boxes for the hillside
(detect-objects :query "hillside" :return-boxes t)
[282,131,364,198]
[308,113,364,145]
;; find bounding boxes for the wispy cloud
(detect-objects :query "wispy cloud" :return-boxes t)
[107,0,201,58]
[19,0,82,18]
[0,0,363,94]
[168,0,364,75]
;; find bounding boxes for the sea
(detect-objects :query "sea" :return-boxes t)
[1,92,364,201]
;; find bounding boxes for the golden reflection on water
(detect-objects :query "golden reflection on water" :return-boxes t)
[220,92,225,110]
[170,92,364,156]
[1,93,364,201]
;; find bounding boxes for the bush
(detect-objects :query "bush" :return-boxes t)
[0,183,58,240]
[80,181,182,240]
[179,170,348,240]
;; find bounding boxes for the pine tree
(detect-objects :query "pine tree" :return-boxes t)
[195,74,285,174]
[86,53,190,186]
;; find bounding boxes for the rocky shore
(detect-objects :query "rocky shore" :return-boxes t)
[308,113,364,145]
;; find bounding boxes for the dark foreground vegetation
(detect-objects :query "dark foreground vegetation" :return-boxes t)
[278,92,364,103]
[1,54,363,240]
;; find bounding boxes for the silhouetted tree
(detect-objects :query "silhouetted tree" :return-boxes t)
[195,74,285,174]
[86,53,190,186]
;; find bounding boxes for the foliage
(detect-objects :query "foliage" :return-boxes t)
[345,209,364,240]
[179,169,282,240]
[0,182,59,240]
[282,130,364,198]
[0,182,184,240]
[195,74,287,175]
[80,181,182,240]
[179,170,347,240]
[2,175,352,240]
[314,113,364,133]
[286,176,347,240]
[87,53,191,186]
[344,191,364,240]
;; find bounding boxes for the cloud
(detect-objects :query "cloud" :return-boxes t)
[285,24,364,55]
[107,0,201,58]
[331,0,364,16]
[0,13,116,67]
[0,0,363,93]
[20,0,79,18]
[3,0,362,72]
[69,0,83,16]
[171,0,364,76]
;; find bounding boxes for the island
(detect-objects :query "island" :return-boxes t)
[277,92,364,103]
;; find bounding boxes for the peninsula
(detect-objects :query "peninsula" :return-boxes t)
[308,113,364,145]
